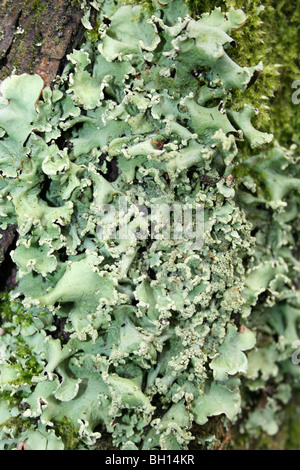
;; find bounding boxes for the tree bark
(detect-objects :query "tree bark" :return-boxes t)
[0,0,87,85]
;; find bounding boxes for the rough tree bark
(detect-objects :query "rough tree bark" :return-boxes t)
[0,0,86,85]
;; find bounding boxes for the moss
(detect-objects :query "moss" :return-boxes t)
[0,293,24,327]
[0,390,26,408]
[31,0,47,23]
[0,415,32,435]
[0,345,43,389]
[85,20,103,43]
[0,292,33,331]
[12,343,43,385]
[0,293,44,385]
[54,417,82,450]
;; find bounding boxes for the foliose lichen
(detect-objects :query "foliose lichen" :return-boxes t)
[0,0,299,450]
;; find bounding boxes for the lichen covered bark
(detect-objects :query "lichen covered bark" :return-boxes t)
[0,0,89,288]
[0,0,300,451]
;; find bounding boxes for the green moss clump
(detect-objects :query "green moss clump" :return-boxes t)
[54,417,83,450]
[0,293,28,329]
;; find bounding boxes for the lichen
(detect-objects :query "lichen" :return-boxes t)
[0,0,299,450]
